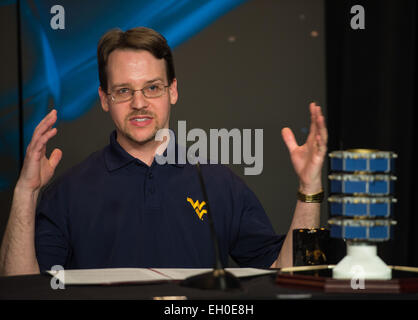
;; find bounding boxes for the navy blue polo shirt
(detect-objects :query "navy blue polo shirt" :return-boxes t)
[35,131,284,272]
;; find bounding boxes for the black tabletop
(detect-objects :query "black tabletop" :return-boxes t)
[1,272,418,300]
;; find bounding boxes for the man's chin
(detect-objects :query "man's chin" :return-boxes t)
[133,136,156,145]
[126,130,159,146]
[116,124,165,147]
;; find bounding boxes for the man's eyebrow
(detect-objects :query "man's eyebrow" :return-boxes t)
[110,83,131,90]
[144,78,165,84]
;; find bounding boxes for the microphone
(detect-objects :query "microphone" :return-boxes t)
[180,162,241,290]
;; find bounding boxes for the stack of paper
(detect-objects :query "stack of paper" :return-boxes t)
[47,267,276,285]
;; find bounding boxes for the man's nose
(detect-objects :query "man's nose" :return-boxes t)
[130,90,149,109]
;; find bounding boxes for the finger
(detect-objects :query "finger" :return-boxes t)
[281,127,298,153]
[33,109,56,134]
[308,102,318,140]
[32,127,58,154]
[28,111,57,154]
[312,104,324,133]
[315,134,327,156]
[48,148,62,170]
[315,106,328,144]
[32,109,58,142]
[318,115,328,143]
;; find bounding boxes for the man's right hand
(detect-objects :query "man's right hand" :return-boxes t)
[0,109,62,275]
[16,109,62,193]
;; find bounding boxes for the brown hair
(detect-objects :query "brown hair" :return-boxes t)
[97,27,176,92]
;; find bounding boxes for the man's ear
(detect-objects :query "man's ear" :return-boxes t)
[98,87,110,112]
[168,78,178,105]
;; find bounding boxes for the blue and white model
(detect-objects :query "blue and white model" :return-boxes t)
[328,149,397,280]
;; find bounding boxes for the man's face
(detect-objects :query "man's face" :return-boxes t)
[99,49,178,148]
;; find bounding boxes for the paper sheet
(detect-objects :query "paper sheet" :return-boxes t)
[47,267,276,285]
[47,268,167,285]
[151,268,275,280]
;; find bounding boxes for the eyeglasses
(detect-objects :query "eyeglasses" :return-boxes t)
[107,83,170,103]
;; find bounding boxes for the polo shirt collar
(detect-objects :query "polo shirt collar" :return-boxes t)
[104,130,185,172]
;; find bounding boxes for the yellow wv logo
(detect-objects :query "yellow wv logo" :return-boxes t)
[187,197,207,220]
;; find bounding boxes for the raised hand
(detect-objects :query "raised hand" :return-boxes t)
[16,109,62,193]
[281,102,328,194]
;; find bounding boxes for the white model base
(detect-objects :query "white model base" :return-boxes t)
[332,243,392,280]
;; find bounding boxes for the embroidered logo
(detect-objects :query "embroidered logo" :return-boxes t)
[187,197,207,220]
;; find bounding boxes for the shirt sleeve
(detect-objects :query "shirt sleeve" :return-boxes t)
[228,173,285,268]
[35,184,71,273]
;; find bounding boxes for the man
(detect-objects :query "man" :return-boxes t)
[0,27,327,275]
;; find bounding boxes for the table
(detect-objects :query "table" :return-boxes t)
[1,272,417,300]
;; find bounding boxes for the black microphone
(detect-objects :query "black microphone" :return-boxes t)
[180,162,241,290]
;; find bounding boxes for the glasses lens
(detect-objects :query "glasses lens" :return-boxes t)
[113,88,132,102]
[143,84,165,98]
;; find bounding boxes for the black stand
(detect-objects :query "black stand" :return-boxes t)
[181,269,241,290]
[180,163,241,291]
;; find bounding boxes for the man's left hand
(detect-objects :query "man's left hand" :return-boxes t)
[281,102,328,194]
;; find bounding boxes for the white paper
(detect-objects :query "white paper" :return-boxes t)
[151,268,275,280]
[47,267,276,285]
[151,268,212,280]
[48,268,167,285]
